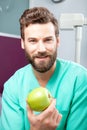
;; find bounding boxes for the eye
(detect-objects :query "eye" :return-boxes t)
[28,39,37,44]
[44,38,53,43]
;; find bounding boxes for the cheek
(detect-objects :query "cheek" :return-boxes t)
[47,44,57,52]
[25,44,37,54]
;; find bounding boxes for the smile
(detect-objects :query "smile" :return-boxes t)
[36,56,49,61]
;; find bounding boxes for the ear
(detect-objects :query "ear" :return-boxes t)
[56,36,60,47]
[21,39,25,49]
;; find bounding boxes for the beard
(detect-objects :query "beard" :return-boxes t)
[25,49,57,73]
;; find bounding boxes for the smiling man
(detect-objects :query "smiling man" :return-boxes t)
[21,22,59,73]
[0,7,87,130]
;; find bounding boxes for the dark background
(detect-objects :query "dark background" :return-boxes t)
[0,36,28,94]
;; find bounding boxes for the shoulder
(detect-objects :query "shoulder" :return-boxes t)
[57,58,87,85]
[3,64,31,95]
[57,58,87,91]
[5,64,31,83]
[57,58,87,74]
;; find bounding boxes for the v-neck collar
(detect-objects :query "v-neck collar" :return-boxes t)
[30,59,60,90]
[46,59,60,90]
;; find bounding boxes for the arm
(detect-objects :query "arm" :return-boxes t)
[0,78,25,130]
[27,99,62,130]
[66,73,87,130]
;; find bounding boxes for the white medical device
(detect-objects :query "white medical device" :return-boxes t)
[59,13,87,63]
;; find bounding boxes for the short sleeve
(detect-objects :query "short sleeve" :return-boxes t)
[0,75,25,130]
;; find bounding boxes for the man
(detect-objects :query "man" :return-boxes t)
[0,7,87,130]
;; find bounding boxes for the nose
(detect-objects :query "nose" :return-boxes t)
[37,41,46,52]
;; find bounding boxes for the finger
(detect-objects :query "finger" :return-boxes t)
[56,113,62,125]
[39,99,56,118]
[51,109,59,120]
[26,100,34,118]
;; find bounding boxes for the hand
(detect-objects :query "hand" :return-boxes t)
[26,99,62,130]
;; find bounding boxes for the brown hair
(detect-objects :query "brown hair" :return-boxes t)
[19,7,59,40]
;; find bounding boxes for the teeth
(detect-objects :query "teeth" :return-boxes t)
[38,57,46,58]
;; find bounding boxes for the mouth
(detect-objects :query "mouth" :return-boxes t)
[37,55,48,58]
[35,55,49,61]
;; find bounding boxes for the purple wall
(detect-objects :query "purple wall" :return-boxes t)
[0,36,28,94]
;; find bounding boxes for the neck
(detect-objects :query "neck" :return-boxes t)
[32,61,56,87]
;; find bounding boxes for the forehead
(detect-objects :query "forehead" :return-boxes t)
[24,22,55,38]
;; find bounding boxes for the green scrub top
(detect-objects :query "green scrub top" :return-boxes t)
[0,59,87,130]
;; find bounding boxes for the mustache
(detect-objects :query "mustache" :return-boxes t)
[33,52,50,58]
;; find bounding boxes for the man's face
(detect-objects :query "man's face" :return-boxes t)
[21,22,60,73]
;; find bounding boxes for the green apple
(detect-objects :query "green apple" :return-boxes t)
[27,87,52,112]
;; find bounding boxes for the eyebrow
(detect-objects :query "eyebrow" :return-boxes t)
[27,37,37,41]
[44,36,53,38]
